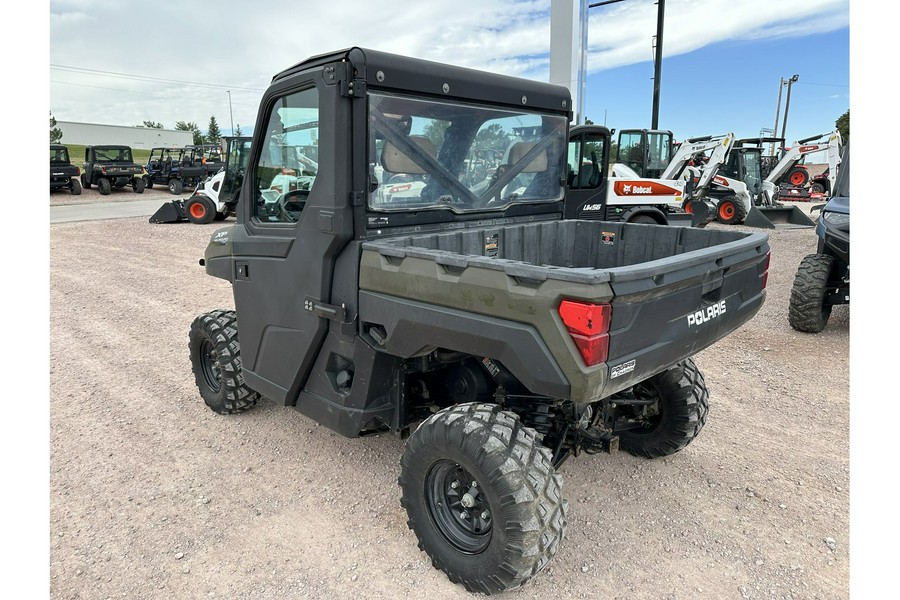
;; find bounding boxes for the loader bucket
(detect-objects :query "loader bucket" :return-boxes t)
[743,205,816,229]
[149,200,186,224]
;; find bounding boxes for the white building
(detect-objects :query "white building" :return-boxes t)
[56,121,193,149]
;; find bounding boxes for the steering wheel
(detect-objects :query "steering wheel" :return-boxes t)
[277,189,309,223]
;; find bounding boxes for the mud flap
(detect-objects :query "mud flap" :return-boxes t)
[149,200,186,224]
[743,205,815,229]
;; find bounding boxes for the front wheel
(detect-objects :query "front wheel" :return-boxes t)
[69,178,82,195]
[188,309,259,414]
[132,177,145,193]
[613,358,709,459]
[185,195,216,224]
[715,195,747,224]
[145,177,154,189]
[81,173,91,189]
[97,177,111,195]
[788,253,834,333]
[400,403,566,595]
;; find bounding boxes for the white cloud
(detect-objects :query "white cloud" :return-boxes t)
[48,0,848,129]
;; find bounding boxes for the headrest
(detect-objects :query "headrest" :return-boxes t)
[508,142,548,172]
[381,135,436,173]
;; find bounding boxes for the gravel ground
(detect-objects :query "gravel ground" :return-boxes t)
[49,204,848,600]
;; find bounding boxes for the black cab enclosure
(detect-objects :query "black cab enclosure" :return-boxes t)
[190,47,769,594]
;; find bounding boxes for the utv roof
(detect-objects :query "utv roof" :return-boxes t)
[271,47,572,116]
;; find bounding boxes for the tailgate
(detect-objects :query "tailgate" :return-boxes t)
[600,233,769,392]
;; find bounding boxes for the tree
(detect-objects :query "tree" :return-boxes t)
[423,120,450,155]
[234,123,243,137]
[835,109,849,143]
[50,111,63,143]
[143,120,164,129]
[474,123,512,153]
[206,116,222,146]
[175,121,203,145]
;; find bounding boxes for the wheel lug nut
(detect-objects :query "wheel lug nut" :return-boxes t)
[460,511,469,520]
[450,481,460,489]
[471,481,478,487]
[481,511,490,520]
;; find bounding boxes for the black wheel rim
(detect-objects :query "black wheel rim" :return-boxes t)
[425,461,492,554]
[199,338,221,392]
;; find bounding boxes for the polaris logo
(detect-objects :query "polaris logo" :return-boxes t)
[687,300,727,327]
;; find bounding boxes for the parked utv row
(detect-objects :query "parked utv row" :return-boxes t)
[49,144,145,195]
[49,143,228,197]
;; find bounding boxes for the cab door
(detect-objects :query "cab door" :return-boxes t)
[564,125,610,219]
[230,72,353,405]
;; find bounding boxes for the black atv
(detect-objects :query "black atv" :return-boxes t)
[50,145,82,195]
[185,144,226,177]
[81,145,145,195]
[144,147,207,195]
[788,144,849,333]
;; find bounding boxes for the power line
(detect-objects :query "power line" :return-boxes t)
[50,79,259,108]
[49,64,265,93]
[795,81,849,88]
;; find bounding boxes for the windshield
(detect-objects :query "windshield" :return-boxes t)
[368,93,567,213]
[833,144,849,198]
[95,147,133,162]
[50,146,69,163]
[740,150,762,193]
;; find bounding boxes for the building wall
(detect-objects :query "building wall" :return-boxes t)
[56,121,193,149]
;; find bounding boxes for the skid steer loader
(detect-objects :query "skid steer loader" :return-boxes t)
[150,137,252,224]
[730,131,841,229]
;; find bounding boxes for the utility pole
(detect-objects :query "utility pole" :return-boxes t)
[780,74,799,147]
[227,90,235,138]
[651,0,665,129]
[772,77,785,156]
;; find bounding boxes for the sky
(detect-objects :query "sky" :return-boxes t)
[47,0,849,144]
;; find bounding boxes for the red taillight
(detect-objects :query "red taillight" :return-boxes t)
[762,251,771,289]
[558,300,611,366]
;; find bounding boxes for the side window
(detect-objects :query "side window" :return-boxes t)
[568,134,605,190]
[254,87,320,223]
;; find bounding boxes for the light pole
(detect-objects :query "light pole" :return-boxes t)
[227,90,235,137]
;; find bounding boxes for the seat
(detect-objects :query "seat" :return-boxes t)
[507,142,548,173]
[381,135,436,174]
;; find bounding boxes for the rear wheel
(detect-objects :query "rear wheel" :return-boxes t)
[169,179,184,195]
[400,403,566,595]
[629,215,658,224]
[788,253,834,333]
[214,211,228,221]
[188,309,259,414]
[715,195,747,224]
[185,195,216,224]
[97,178,111,195]
[811,182,826,194]
[613,358,709,459]
[69,178,82,195]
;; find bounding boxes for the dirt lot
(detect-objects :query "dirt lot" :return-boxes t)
[49,205,849,599]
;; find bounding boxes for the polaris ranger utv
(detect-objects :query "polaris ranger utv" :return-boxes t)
[188,47,770,594]
[81,145,145,195]
[788,144,849,333]
[50,144,82,195]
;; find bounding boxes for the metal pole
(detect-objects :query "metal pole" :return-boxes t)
[772,78,784,155]
[227,90,235,137]
[651,0,665,129]
[781,74,799,146]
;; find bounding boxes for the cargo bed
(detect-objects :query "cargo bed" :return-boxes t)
[360,220,769,403]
